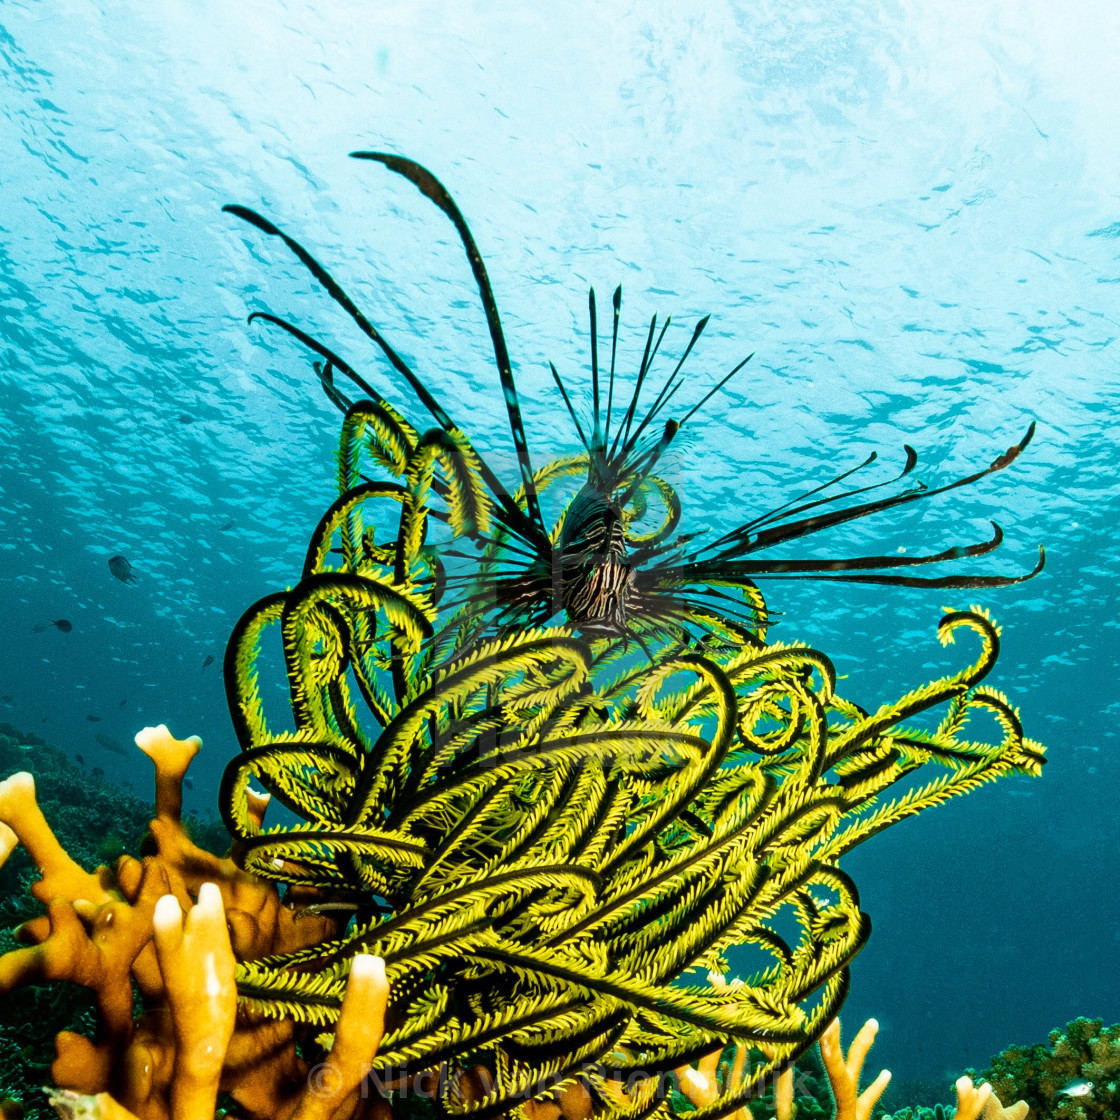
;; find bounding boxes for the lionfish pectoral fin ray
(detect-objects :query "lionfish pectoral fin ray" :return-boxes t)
[549,361,591,452]
[694,440,922,561]
[312,360,354,414]
[697,447,891,561]
[628,527,708,568]
[676,521,1007,580]
[714,424,1038,558]
[744,545,1045,588]
[695,448,879,560]
[227,208,463,433]
[231,185,543,551]
[224,204,439,418]
[603,284,622,449]
[351,151,549,543]
[722,445,927,548]
[670,535,1044,590]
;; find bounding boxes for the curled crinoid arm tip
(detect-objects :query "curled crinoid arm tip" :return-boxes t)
[819,1018,891,1120]
[289,952,390,1120]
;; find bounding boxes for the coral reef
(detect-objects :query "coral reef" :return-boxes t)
[0,725,373,1117]
[880,1083,1030,1120]
[664,1014,1031,1120]
[0,749,1077,1120]
[0,725,226,1117]
[965,1018,1120,1120]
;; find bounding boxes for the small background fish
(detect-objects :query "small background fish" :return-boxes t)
[94,733,127,757]
[1059,1079,1094,1098]
[32,619,72,633]
[108,554,139,584]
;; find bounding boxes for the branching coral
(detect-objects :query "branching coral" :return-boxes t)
[0,726,381,1118]
[42,882,389,1120]
[670,1015,1030,1120]
[818,1018,891,1120]
[823,1019,1028,1120]
[966,1018,1120,1120]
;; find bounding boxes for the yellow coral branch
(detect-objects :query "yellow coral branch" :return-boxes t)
[819,1018,891,1120]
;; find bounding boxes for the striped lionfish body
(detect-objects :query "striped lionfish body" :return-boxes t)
[556,487,631,635]
[225,155,1043,656]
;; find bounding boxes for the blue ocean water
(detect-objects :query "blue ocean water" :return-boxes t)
[1,0,1117,1093]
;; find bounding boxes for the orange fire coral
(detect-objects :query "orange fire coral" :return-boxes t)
[669,1014,1030,1120]
[0,724,387,1120]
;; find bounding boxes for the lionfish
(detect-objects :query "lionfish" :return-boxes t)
[224,155,1043,652]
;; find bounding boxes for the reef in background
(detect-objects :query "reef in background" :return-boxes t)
[963,1018,1120,1120]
